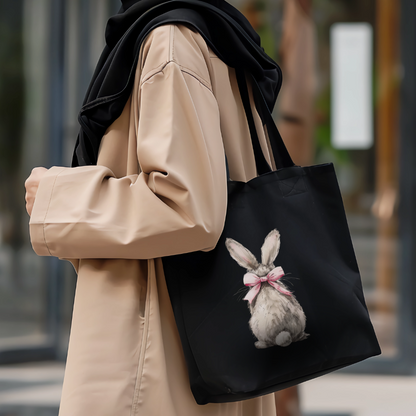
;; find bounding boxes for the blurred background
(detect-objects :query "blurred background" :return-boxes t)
[0,0,415,415]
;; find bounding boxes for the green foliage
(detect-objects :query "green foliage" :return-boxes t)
[314,85,351,166]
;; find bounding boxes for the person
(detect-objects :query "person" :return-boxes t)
[25,0,282,414]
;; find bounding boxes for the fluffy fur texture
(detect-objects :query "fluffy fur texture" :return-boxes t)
[226,229,309,348]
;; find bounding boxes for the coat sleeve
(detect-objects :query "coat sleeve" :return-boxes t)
[29,61,228,259]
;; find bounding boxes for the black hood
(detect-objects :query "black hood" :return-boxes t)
[73,0,282,167]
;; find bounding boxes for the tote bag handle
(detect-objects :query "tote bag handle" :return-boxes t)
[235,69,295,173]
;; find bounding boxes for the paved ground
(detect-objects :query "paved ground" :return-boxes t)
[0,362,415,415]
[301,373,416,416]
[0,363,62,416]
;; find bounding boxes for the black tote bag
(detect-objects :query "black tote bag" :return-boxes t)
[162,70,381,405]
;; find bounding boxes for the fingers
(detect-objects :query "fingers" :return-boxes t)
[25,167,48,216]
[25,194,34,217]
[25,174,37,216]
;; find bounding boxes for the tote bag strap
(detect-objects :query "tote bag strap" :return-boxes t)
[235,69,295,172]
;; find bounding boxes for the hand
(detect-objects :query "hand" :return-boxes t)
[25,167,48,216]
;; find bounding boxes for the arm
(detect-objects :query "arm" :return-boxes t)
[29,61,227,259]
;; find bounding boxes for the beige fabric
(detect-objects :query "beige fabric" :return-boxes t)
[30,24,277,416]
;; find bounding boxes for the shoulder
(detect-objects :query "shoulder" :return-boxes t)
[139,24,216,90]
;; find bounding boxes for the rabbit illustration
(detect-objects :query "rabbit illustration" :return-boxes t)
[225,229,309,349]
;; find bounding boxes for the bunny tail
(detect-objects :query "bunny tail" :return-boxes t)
[275,331,292,347]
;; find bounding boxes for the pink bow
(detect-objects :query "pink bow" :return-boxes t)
[243,267,292,304]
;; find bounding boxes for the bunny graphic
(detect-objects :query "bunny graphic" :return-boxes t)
[225,229,309,349]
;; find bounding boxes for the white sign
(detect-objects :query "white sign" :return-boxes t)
[330,23,373,149]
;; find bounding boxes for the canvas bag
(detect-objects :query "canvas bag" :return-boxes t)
[162,70,381,405]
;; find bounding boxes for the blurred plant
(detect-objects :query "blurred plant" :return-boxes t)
[314,85,350,166]
[242,0,277,60]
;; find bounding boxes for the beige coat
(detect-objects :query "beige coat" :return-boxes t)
[30,24,277,416]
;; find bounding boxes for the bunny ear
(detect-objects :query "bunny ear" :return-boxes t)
[261,229,281,265]
[225,238,259,270]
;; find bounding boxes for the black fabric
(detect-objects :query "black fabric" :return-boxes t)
[235,69,271,175]
[162,74,381,404]
[72,0,284,167]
